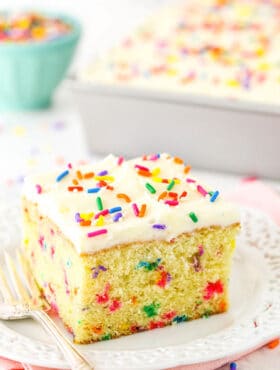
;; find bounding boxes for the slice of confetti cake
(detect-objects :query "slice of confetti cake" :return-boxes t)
[22,154,240,343]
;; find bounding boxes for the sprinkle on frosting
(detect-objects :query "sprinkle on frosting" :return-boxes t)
[87,229,108,238]
[145,182,156,194]
[56,170,69,182]
[23,153,239,254]
[210,191,220,202]
[87,187,101,193]
[189,212,198,223]
[35,184,42,194]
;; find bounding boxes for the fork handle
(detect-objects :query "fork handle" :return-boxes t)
[31,310,94,370]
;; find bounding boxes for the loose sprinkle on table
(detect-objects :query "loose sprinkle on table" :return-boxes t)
[56,170,69,182]
[189,212,198,223]
[145,182,156,194]
[267,338,280,349]
[229,363,237,370]
[210,190,219,202]
[87,229,108,238]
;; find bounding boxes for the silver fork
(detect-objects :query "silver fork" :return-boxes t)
[0,250,94,370]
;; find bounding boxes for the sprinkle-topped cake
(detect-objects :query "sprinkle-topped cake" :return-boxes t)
[81,0,280,105]
[22,153,240,343]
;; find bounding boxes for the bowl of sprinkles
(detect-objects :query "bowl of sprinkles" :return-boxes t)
[0,11,81,110]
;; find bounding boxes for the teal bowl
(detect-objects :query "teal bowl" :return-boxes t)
[0,13,81,110]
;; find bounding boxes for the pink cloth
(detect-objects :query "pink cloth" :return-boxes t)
[1,180,279,370]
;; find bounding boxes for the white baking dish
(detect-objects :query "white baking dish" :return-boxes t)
[65,78,280,179]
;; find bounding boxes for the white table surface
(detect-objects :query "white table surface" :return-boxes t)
[0,1,279,369]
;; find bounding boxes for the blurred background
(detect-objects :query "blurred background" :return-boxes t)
[0,0,279,192]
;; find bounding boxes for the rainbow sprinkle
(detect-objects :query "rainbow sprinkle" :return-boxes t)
[152,224,166,230]
[87,187,101,193]
[113,212,122,222]
[210,191,220,202]
[132,203,140,217]
[189,212,198,223]
[145,182,156,194]
[87,229,108,238]
[56,170,69,182]
[109,206,122,214]
[230,363,237,370]
[197,185,208,197]
[35,184,42,194]
[167,179,175,191]
[96,196,103,211]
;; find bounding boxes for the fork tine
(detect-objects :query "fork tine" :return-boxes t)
[0,264,14,303]
[16,250,48,309]
[4,251,30,303]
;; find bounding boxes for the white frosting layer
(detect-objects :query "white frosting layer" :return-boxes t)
[22,154,240,254]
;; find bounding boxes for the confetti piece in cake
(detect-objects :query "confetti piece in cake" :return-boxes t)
[113,212,122,222]
[143,302,160,317]
[189,212,198,223]
[35,184,42,194]
[136,258,161,271]
[229,363,237,370]
[68,186,83,192]
[117,193,131,203]
[197,185,208,197]
[109,206,122,214]
[202,309,213,318]
[165,200,179,206]
[267,339,280,349]
[101,334,111,341]
[210,190,220,202]
[132,203,139,217]
[96,196,103,211]
[153,224,166,230]
[145,183,156,194]
[138,204,147,217]
[56,170,69,182]
[96,283,110,304]
[161,310,177,320]
[87,229,108,238]
[172,315,188,323]
[91,265,107,278]
[117,156,124,165]
[109,299,122,312]
[198,245,204,256]
[167,179,175,191]
[87,187,101,193]
[156,271,171,288]
[149,320,165,329]
[203,280,224,300]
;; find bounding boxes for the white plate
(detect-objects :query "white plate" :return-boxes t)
[0,206,279,370]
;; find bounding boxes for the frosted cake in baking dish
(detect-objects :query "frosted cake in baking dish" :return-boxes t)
[22,153,240,343]
[81,0,280,105]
